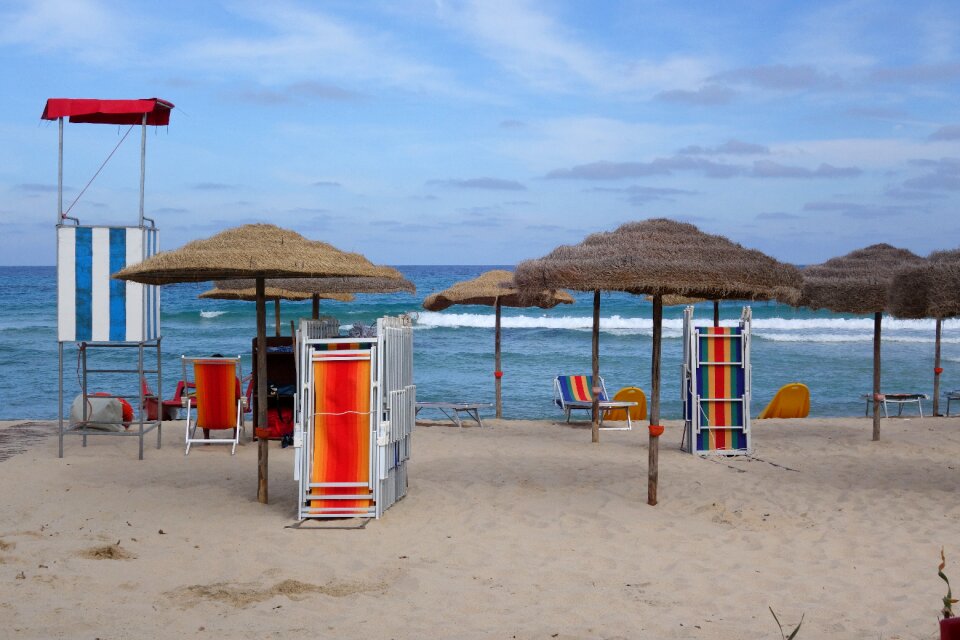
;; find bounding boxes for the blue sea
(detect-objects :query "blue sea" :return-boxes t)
[1,265,957,421]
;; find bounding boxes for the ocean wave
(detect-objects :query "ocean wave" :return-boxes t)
[199,310,227,319]
[757,333,960,344]
[415,311,958,334]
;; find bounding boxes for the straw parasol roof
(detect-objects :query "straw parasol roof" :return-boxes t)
[802,243,926,314]
[423,270,572,311]
[889,249,960,320]
[213,276,415,295]
[421,270,573,419]
[888,248,959,416]
[514,218,802,303]
[515,218,802,506]
[199,287,353,303]
[646,294,706,307]
[113,223,406,506]
[113,224,401,284]
[801,243,926,441]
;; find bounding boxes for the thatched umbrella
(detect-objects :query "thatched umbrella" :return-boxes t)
[199,286,353,336]
[802,243,926,439]
[422,270,574,418]
[888,249,960,415]
[515,218,802,505]
[213,275,416,317]
[113,223,403,504]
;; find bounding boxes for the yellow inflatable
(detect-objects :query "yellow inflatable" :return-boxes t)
[604,387,647,422]
[758,383,810,419]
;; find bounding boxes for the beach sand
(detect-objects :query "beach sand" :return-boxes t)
[0,415,957,639]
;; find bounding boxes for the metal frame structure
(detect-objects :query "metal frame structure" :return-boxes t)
[47,98,172,459]
[682,306,753,456]
[294,316,415,520]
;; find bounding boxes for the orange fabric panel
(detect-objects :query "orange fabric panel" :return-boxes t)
[193,360,239,430]
[310,356,373,511]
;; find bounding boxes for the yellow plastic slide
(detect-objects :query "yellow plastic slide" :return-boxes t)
[758,383,810,419]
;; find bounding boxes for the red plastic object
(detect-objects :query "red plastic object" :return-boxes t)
[935,367,945,375]
[648,424,664,437]
[942,617,960,640]
[494,371,504,379]
[41,98,174,125]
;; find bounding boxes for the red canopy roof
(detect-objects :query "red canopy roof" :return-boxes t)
[41,98,174,126]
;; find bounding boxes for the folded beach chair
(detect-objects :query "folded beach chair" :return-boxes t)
[305,342,376,517]
[295,316,415,521]
[758,383,810,419]
[682,306,752,455]
[183,356,244,455]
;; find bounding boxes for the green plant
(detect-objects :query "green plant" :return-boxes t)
[941,547,958,619]
[769,607,803,639]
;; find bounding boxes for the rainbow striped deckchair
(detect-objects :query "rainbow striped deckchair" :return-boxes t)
[554,374,608,421]
[682,307,752,455]
[183,356,243,455]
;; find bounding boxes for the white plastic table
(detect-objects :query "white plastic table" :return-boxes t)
[415,402,492,428]
[861,393,927,418]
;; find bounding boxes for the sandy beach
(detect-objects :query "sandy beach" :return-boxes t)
[0,415,957,639]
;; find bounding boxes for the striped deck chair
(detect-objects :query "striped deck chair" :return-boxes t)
[305,343,376,518]
[682,307,752,455]
[183,356,243,455]
[554,375,617,424]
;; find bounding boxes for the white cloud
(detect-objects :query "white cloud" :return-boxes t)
[495,117,708,172]
[437,0,718,94]
[0,0,131,63]
[178,1,473,97]
[769,137,960,169]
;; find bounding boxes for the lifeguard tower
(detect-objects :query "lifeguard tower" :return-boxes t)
[43,98,174,459]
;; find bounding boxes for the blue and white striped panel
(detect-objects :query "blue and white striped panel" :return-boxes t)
[57,226,160,342]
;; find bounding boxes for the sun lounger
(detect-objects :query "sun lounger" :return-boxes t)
[861,393,927,418]
[553,375,638,431]
[415,402,492,428]
[947,391,960,417]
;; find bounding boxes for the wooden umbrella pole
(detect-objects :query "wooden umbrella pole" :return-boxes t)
[274,298,281,337]
[713,300,719,327]
[934,318,943,416]
[872,311,882,441]
[257,277,269,504]
[648,293,662,506]
[312,294,320,320]
[591,290,601,444]
[495,298,503,419]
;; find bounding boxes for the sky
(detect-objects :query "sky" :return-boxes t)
[1,0,958,266]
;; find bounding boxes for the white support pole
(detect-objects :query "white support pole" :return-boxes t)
[57,117,63,224]
[139,113,147,227]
